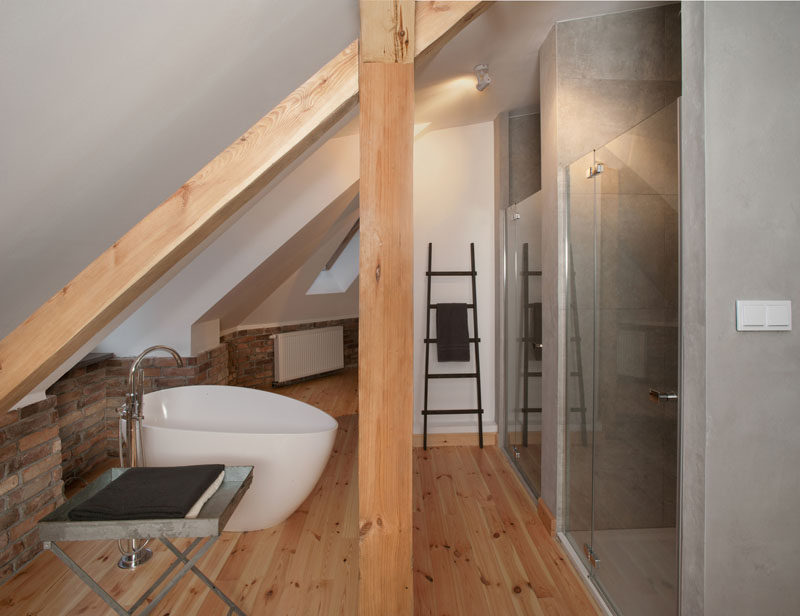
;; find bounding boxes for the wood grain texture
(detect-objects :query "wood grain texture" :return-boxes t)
[0,1,488,415]
[414,445,603,615]
[360,0,415,63]
[2,373,600,615]
[412,431,498,447]
[358,7,415,606]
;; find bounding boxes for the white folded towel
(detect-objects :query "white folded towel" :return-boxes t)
[185,470,225,518]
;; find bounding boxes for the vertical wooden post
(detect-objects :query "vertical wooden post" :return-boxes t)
[358,1,414,614]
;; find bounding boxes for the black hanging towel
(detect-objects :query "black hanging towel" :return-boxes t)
[436,303,470,362]
[421,243,483,449]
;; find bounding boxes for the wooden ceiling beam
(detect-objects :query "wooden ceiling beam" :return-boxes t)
[0,1,488,413]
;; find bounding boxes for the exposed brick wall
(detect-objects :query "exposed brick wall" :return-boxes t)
[0,343,228,585]
[342,319,358,368]
[222,318,358,389]
[0,397,64,583]
[49,361,117,486]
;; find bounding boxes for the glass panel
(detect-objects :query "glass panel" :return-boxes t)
[564,150,599,567]
[504,206,522,464]
[590,101,680,616]
[504,194,543,497]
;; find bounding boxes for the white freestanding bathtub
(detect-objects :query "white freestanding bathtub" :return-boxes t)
[140,385,337,532]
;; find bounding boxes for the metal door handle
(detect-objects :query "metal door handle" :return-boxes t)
[649,389,678,402]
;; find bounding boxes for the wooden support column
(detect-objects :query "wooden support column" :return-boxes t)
[358,1,414,613]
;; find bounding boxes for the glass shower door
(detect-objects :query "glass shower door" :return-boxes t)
[591,101,679,616]
[564,149,599,570]
[504,196,543,497]
[565,101,679,616]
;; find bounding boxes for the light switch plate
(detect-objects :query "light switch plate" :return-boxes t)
[736,300,792,331]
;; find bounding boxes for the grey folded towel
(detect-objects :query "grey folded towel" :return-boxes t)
[68,465,225,521]
[436,303,470,362]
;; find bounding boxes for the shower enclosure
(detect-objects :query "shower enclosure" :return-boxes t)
[563,100,680,615]
[503,193,543,497]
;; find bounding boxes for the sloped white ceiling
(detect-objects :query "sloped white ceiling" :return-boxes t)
[0,0,359,340]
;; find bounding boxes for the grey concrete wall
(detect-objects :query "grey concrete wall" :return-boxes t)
[703,2,800,613]
[678,2,706,614]
[509,112,542,203]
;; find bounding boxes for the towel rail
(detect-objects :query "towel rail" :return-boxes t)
[421,242,484,449]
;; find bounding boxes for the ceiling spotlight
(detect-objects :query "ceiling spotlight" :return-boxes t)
[473,64,491,91]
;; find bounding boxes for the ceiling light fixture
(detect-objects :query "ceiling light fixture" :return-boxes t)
[473,64,491,91]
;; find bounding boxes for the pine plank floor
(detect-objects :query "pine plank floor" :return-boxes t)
[0,369,599,614]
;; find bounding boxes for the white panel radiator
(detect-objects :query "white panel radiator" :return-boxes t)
[272,326,344,384]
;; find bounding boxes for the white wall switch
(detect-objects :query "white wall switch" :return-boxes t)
[736,300,792,331]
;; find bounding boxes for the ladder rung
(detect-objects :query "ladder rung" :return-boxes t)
[424,337,480,344]
[427,372,478,379]
[526,372,542,377]
[426,271,475,276]
[422,409,484,416]
[521,407,542,413]
[570,407,586,412]
[429,304,475,309]
[525,271,543,276]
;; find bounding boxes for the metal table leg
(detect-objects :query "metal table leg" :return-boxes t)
[45,541,130,616]
[128,537,204,613]
[160,538,247,616]
[44,538,247,616]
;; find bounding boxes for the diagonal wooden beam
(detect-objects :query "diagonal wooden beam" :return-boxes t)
[0,1,488,413]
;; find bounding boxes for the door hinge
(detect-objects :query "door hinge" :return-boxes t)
[583,543,600,568]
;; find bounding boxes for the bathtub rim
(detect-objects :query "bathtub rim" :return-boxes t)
[141,384,339,436]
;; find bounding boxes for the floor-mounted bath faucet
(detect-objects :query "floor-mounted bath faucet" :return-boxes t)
[117,345,183,569]
[120,345,183,468]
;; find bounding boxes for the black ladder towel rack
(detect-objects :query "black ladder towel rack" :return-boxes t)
[422,242,483,450]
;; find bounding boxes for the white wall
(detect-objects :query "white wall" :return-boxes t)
[97,133,359,356]
[413,122,496,436]
[702,3,800,613]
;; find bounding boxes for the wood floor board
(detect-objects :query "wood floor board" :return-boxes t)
[430,447,493,615]
[1,370,600,615]
[449,447,529,616]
